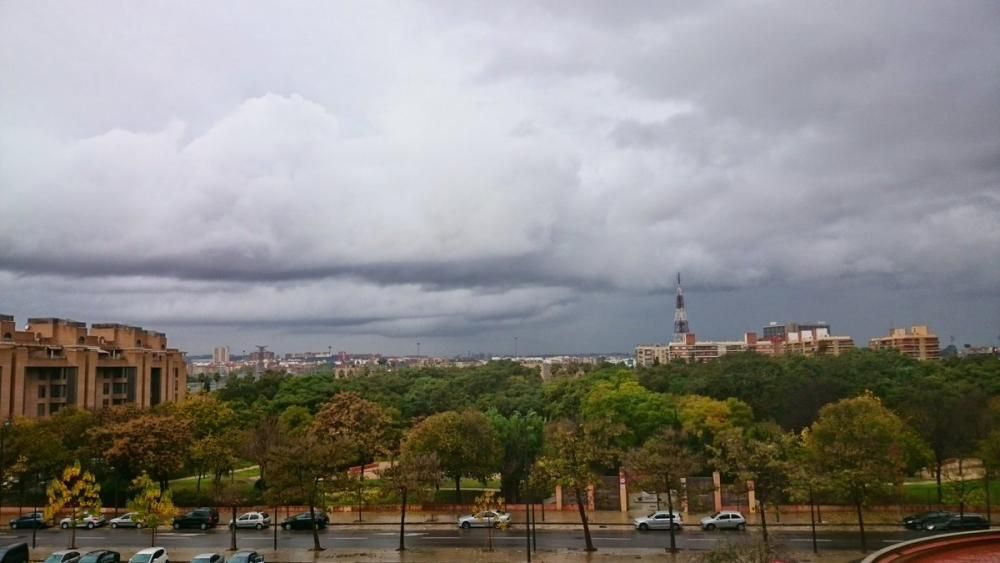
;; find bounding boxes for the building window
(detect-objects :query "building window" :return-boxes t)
[50,403,61,414]
[103,382,110,394]
[38,385,46,398]
[37,403,45,417]
[50,385,63,399]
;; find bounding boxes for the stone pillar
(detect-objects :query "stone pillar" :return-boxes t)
[586,484,595,511]
[712,471,722,513]
[747,480,756,513]
[555,485,563,511]
[680,477,689,515]
[619,470,628,512]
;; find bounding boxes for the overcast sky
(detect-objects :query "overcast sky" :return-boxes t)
[2,1,999,356]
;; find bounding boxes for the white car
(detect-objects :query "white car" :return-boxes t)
[457,510,511,529]
[700,511,747,531]
[109,512,143,528]
[60,513,107,529]
[228,511,271,529]
[634,511,683,531]
[129,547,168,563]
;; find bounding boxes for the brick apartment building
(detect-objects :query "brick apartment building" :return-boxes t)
[869,325,940,360]
[0,315,187,419]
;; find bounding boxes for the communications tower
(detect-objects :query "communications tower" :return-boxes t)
[673,272,690,342]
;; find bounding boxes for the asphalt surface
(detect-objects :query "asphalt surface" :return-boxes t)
[0,524,931,553]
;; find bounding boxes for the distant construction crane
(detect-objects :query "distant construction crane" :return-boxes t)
[255,345,267,378]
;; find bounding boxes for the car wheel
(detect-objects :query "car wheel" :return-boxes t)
[672,523,681,531]
[281,523,288,530]
[638,523,649,531]
[87,522,95,529]
[111,523,118,529]
[461,521,471,529]
[737,523,746,531]
[61,522,70,529]
[136,523,142,529]
[200,522,208,530]
[256,523,263,530]
[173,522,180,530]
[9,523,16,530]
[705,523,716,531]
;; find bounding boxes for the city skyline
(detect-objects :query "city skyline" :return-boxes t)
[2,2,998,357]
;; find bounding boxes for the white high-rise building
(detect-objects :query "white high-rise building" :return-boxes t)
[213,345,230,364]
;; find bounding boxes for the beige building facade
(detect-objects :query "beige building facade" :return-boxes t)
[869,325,940,360]
[635,327,856,366]
[0,315,187,419]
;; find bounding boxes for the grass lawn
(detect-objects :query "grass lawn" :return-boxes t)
[901,478,999,506]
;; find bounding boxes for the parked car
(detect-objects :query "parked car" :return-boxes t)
[172,508,220,530]
[190,554,223,563]
[127,548,167,563]
[634,511,683,531]
[9,512,47,529]
[0,544,29,563]
[78,551,120,563]
[42,551,80,563]
[923,514,989,531]
[60,513,107,529]
[902,511,952,530]
[228,512,270,530]
[279,512,328,530]
[109,513,143,529]
[700,511,747,531]
[225,551,263,563]
[457,510,511,529]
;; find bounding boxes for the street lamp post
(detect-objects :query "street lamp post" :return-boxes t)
[0,419,11,528]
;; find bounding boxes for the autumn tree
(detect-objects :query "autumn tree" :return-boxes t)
[97,414,190,490]
[401,410,500,505]
[626,429,702,553]
[803,394,916,552]
[536,419,623,552]
[127,473,176,546]
[266,432,354,551]
[44,461,102,549]
[711,425,795,548]
[312,392,395,519]
[240,407,280,488]
[378,452,440,551]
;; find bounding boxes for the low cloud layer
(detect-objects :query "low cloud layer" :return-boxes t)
[2,1,998,353]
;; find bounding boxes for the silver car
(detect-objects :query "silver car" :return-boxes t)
[457,510,511,529]
[109,513,143,529]
[43,551,81,563]
[700,511,746,531]
[634,511,683,531]
[228,512,271,529]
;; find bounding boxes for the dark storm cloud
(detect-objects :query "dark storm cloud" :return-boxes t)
[1,1,998,352]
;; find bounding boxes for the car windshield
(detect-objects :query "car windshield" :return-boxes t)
[191,558,211,563]
[79,554,102,563]
[130,555,152,563]
[44,555,68,563]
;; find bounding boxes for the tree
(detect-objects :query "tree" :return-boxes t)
[97,414,190,490]
[711,425,795,548]
[487,410,544,503]
[581,378,676,451]
[378,452,440,551]
[536,419,623,552]
[802,394,915,552]
[676,395,754,448]
[127,473,176,546]
[215,479,251,552]
[44,462,102,549]
[625,429,702,553]
[266,432,354,551]
[240,407,280,489]
[401,410,500,504]
[312,392,395,520]
[976,430,1000,525]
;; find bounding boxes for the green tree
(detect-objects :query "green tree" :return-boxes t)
[581,378,676,451]
[126,473,176,546]
[711,425,795,547]
[44,461,102,549]
[401,410,500,504]
[487,410,544,503]
[536,419,623,552]
[625,429,702,553]
[378,452,440,552]
[802,394,915,552]
[676,395,754,447]
[977,430,1000,524]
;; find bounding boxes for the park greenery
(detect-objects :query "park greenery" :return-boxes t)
[2,350,997,552]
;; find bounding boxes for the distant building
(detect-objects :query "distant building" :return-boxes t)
[212,345,230,364]
[636,332,775,366]
[779,327,855,357]
[762,321,831,342]
[869,325,940,360]
[0,315,187,418]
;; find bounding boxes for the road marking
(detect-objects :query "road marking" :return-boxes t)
[77,536,105,539]
[788,539,833,543]
[684,538,721,542]
[593,537,631,541]
[422,536,462,540]
[330,537,367,541]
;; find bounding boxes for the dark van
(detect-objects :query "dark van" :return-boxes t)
[0,543,29,563]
